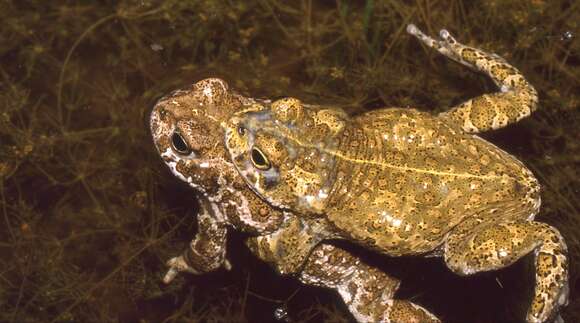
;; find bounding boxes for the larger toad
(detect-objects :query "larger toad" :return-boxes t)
[224,25,568,323]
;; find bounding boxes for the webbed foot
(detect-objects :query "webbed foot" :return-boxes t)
[407,23,539,133]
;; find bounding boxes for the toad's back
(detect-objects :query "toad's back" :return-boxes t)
[223,23,567,322]
[321,108,540,254]
[231,106,541,255]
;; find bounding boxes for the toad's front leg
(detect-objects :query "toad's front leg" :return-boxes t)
[163,198,229,283]
[300,244,440,323]
[247,218,439,322]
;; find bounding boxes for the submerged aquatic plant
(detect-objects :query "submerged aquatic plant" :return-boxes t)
[0,0,578,322]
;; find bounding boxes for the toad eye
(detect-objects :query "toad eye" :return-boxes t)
[237,125,246,136]
[171,132,191,155]
[251,147,271,170]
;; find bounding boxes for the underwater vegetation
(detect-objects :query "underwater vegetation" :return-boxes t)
[0,0,578,322]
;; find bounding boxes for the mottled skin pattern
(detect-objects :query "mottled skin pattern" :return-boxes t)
[224,25,568,323]
[150,80,435,320]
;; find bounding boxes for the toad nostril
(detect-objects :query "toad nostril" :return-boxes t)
[171,132,191,155]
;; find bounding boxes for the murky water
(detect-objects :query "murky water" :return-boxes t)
[1,1,579,322]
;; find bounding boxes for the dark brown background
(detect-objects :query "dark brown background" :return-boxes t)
[1,1,579,322]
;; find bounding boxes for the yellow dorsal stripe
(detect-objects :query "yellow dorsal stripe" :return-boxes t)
[272,127,501,180]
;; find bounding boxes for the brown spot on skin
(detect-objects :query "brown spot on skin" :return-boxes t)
[461,48,479,62]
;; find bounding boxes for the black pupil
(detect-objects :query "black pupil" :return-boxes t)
[251,148,268,168]
[171,132,190,154]
[237,126,246,135]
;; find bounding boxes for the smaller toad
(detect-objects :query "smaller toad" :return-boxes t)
[150,81,437,322]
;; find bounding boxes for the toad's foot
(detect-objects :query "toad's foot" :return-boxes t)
[163,256,200,284]
[163,256,231,284]
[162,198,230,284]
[445,221,568,323]
[407,23,538,133]
[406,24,470,67]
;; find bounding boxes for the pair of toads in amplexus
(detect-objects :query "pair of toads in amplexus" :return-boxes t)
[149,24,568,323]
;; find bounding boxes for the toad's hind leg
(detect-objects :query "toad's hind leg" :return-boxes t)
[407,24,538,134]
[444,220,568,323]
